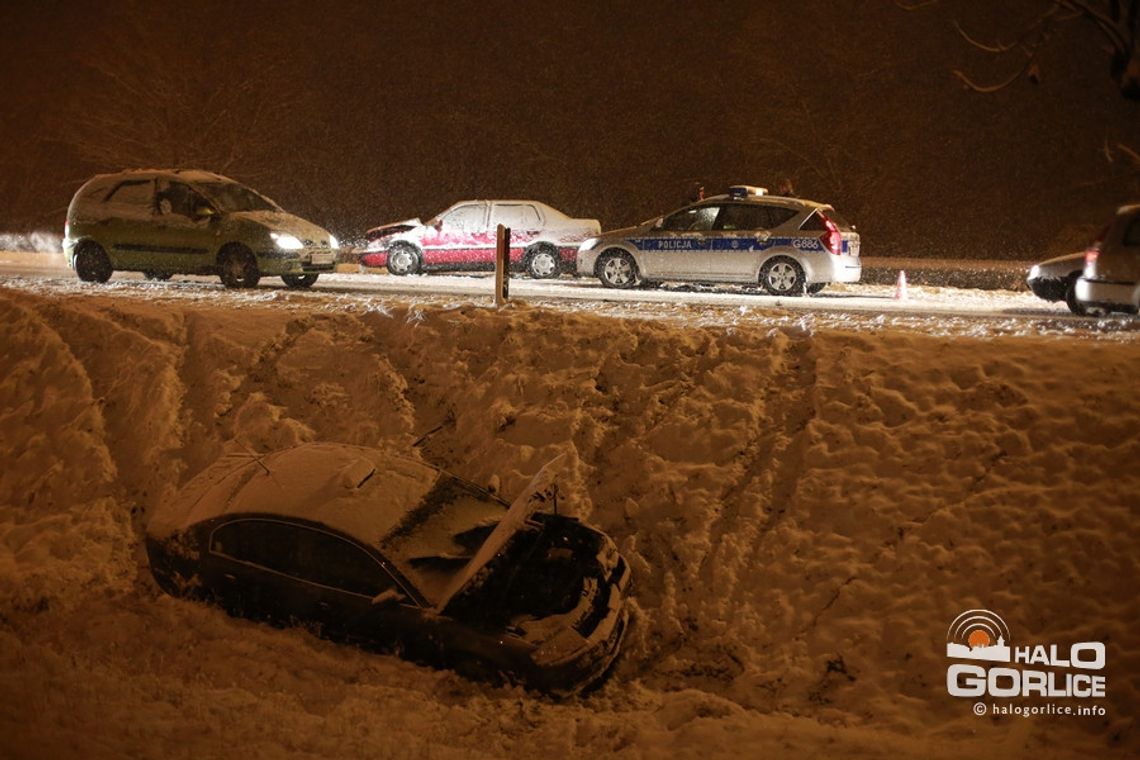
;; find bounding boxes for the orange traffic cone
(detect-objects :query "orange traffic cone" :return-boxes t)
[894,270,908,300]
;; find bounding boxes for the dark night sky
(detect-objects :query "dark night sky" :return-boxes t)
[1,0,1137,258]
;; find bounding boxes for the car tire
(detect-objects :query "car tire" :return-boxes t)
[143,271,172,281]
[760,256,805,296]
[525,245,561,279]
[218,245,260,289]
[282,273,319,289]
[386,243,421,276]
[807,282,825,295]
[1064,274,1087,315]
[75,243,113,283]
[597,249,640,289]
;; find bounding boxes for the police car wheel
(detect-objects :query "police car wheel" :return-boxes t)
[598,250,640,289]
[760,257,805,296]
[807,283,825,295]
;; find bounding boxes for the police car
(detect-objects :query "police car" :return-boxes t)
[576,186,861,295]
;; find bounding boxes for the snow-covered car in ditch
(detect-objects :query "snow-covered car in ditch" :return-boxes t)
[360,200,600,279]
[1026,251,1088,314]
[576,185,861,296]
[1074,203,1140,314]
[146,443,631,695]
[63,169,339,289]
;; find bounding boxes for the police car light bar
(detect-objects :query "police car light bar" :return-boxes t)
[728,185,767,199]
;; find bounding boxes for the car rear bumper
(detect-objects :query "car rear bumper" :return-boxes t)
[808,253,861,284]
[1075,277,1137,312]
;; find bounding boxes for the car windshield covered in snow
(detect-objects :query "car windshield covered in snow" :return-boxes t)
[197,181,280,213]
[379,475,505,606]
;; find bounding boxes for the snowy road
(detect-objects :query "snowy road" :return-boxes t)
[3,251,1137,343]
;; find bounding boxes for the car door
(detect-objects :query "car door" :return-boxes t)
[203,518,425,648]
[632,205,720,280]
[99,178,157,269]
[710,203,799,280]
[202,518,324,623]
[146,179,217,273]
[490,202,543,264]
[420,202,491,267]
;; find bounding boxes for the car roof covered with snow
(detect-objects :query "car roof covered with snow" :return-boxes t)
[148,442,446,546]
[148,442,518,604]
[83,168,237,186]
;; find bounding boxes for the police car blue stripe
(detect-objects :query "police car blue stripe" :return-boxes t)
[628,237,824,253]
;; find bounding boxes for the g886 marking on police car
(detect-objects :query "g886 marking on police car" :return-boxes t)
[576,185,861,296]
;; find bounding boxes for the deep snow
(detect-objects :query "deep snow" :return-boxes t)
[0,273,1137,758]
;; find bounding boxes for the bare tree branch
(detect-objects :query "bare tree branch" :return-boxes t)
[905,1,1140,99]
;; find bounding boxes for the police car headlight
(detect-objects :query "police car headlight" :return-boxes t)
[1028,265,1040,279]
[579,237,599,252]
[271,232,304,251]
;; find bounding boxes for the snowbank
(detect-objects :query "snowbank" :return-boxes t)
[0,283,1136,758]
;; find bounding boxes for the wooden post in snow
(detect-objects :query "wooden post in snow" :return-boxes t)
[494,224,511,306]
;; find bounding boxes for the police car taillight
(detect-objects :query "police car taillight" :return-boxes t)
[820,214,842,256]
[728,185,767,199]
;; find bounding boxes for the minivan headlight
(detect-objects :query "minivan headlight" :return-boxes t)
[328,234,340,250]
[271,232,304,250]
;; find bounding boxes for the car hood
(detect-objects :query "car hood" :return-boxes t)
[367,218,422,236]
[231,210,334,245]
[435,455,565,612]
[598,223,646,240]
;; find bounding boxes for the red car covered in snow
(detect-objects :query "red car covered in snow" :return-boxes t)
[360,200,600,279]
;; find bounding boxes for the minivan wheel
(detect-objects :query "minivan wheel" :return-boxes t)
[218,245,260,289]
[282,273,318,289]
[75,243,113,283]
[760,257,805,296]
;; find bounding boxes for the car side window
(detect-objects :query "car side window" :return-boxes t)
[210,519,396,597]
[713,204,792,231]
[491,203,542,229]
[156,180,210,218]
[440,204,487,232]
[661,205,720,232]
[103,180,154,216]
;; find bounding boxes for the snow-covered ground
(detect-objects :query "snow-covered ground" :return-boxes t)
[1,261,1137,758]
